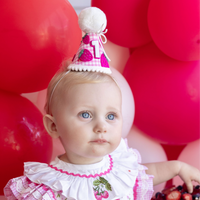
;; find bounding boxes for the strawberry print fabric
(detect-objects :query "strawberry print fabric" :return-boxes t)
[68,33,111,74]
[4,139,154,200]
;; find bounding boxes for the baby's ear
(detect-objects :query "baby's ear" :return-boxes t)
[43,114,59,138]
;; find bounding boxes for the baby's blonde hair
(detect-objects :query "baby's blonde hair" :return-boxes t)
[45,61,120,115]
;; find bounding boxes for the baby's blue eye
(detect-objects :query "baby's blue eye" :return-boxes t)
[107,114,115,120]
[81,112,90,118]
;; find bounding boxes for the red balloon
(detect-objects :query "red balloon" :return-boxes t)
[92,0,152,48]
[148,0,200,61]
[0,90,52,194]
[0,0,81,93]
[161,144,186,161]
[123,42,199,145]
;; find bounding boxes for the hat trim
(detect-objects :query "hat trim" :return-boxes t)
[68,64,112,74]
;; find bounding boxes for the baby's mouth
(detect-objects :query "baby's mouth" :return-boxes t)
[91,139,107,143]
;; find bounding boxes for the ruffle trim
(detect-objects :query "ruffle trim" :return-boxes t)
[48,155,113,178]
[67,64,112,74]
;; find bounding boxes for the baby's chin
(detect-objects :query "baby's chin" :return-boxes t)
[86,151,111,161]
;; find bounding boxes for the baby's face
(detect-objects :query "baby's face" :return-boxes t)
[53,80,122,164]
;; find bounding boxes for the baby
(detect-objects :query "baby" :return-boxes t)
[4,7,200,200]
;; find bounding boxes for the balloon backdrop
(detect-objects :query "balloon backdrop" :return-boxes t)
[0,90,52,194]
[127,126,167,193]
[22,89,47,115]
[36,89,48,114]
[123,42,199,145]
[127,126,167,164]
[103,40,130,73]
[21,91,39,107]
[0,0,81,93]
[0,196,6,200]
[173,139,200,186]
[161,144,186,161]
[92,0,152,48]
[148,0,200,61]
[111,68,135,138]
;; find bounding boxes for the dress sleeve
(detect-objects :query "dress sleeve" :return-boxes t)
[4,176,57,200]
[133,166,154,200]
[131,148,154,200]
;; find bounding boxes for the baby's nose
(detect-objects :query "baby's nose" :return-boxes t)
[93,120,107,134]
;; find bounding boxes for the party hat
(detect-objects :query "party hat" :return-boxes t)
[68,7,112,74]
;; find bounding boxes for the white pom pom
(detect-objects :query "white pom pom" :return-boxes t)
[78,7,107,33]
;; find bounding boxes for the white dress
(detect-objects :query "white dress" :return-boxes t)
[4,139,154,200]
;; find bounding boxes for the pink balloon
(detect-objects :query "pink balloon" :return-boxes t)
[173,139,200,186]
[123,42,199,145]
[127,125,167,193]
[91,0,152,48]
[127,126,167,163]
[111,68,135,138]
[21,92,39,106]
[103,40,130,73]
[148,0,200,61]
[36,89,47,114]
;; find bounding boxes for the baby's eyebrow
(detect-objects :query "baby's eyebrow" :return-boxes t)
[78,105,94,108]
[106,107,121,113]
[71,105,94,110]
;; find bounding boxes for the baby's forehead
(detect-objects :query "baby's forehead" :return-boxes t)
[51,74,122,110]
[51,83,121,117]
[65,79,121,94]
[59,81,121,103]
